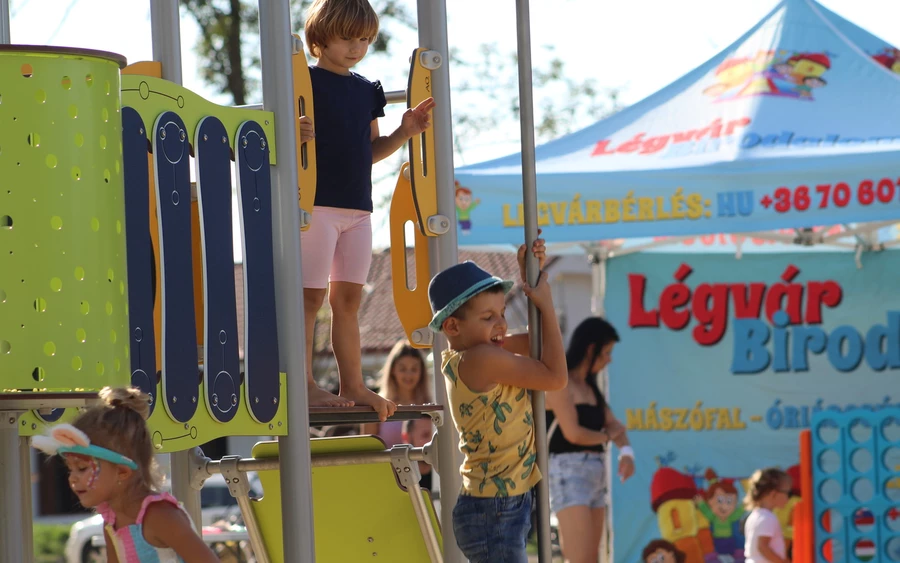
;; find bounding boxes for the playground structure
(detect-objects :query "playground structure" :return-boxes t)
[0,1,554,562]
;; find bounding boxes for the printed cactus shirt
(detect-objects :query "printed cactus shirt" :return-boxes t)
[441,349,542,497]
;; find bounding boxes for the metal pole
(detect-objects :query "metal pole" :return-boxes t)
[150,0,183,85]
[513,1,552,561]
[149,0,202,533]
[0,0,10,44]
[0,416,25,563]
[415,1,464,561]
[258,2,316,562]
[20,437,35,563]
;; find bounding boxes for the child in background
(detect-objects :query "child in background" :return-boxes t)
[428,235,568,562]
[743,467,792,563]
[301,0,435,420]
[33,387,217,563]
[361,340,433,446]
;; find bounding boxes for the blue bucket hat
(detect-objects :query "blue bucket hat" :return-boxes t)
[428,261,514,333]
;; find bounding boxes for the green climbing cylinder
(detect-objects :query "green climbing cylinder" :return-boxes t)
[0,46,131,393]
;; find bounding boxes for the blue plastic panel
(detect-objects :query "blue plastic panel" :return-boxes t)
[811,408,900,563]
[235,121,280,423]
[195,116,241,423]
[122,107,158,414]
[153,111,200,423]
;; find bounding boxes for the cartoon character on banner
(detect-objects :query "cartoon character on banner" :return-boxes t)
[454,180,480,235]
[772,464,801,559]
[694,469,746,562]
[703,50,830,101]
[643,539,687,563]
[650,466,718,563]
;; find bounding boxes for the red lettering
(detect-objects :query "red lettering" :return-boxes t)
[805,281,843,324]
[730,282,765,318]
[592,140,615,156]
[692,283,729,345]
[659,283,691,330]
[628,274,659,327]
[764,265,804,324]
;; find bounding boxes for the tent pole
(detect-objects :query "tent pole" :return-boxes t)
[258,2,317,561]
[513,0,551,561]
[415,1,465,561]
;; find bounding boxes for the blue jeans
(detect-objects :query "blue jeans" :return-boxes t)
[452,490,533,563]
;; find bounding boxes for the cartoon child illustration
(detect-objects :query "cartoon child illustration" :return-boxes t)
[694,468,745,562]
[651,466,716,563]
[454,180,480,235]
[873,48,900,74]
[703,57,755,98]
[643,539,687,563]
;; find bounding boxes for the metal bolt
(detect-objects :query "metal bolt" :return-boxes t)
[368,538,374,543]
[269,424,274,430]
[260,139,267,149]
[31,424,37,430]
[192,396,197,403]
[242,137,248,148]
[172,396,177,403]
[273,397,277,404]
[8,417,15,424]
[179,130,186,141]
[278,421,283,427]
[255,397,259,404]
[139,128,144,135]
[221,136,227,144]
[159,128,166,140]
[203,134,208,141]
[184,424,189,430]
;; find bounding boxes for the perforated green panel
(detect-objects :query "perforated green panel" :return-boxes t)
[0,48,130,393]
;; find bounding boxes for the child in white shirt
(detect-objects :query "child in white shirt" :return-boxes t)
[744,467,792,563]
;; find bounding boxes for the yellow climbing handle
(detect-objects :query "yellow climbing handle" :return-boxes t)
[390,163,434,349]
[407,47,443,237]
[292,34,317,231]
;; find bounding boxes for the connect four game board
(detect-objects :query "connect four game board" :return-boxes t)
[811,408,900,562]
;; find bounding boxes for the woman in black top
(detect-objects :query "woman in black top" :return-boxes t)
[546,317,635,563]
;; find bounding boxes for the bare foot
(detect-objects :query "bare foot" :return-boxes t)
[340,385,397,422]
[308,381,354,407]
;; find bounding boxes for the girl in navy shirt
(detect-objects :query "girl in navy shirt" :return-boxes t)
[302,0,435,419]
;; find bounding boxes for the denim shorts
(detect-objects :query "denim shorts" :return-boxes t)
[452,490,533,563]
[548,451,608,513]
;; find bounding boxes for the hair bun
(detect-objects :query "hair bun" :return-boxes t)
[99,386,151,420]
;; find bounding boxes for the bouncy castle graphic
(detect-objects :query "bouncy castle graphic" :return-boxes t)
[703,50,831,101]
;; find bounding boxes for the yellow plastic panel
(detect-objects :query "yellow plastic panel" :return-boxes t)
[390,163,433,349]
[252,437,442,563]
[292,35,317,230]
[407,47,438,236]
[0,47,130,394]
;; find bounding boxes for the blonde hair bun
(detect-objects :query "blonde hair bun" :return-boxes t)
[99,386,151,421]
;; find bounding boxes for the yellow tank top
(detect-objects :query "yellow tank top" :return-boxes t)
[441,349,542,497]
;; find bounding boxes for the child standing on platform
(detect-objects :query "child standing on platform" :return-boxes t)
[743,467,792,563]
[428,236,568,563]
[32,387,217,563]
[301,0,435,420]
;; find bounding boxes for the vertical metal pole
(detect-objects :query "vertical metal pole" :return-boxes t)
[150,0,183,84]
[258,2,317,561]
[20,437,35,563]
[0,0,10,44]
[513,1,552,561]
[0,416,25,563]
[149,0,202,533]
[591,250,614,563]
[415,1,465,561]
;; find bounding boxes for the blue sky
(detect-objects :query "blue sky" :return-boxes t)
[8,0,900,251]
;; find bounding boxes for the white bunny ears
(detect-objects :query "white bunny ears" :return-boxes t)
[32,424,138,469]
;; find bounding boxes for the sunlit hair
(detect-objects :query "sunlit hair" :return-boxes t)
[377,340,432,404]
[305,0,380,59]
[744,467,790,510]
[72,387,160,492]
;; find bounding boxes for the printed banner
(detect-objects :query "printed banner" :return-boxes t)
[603,251,900,563]
[453,0,900,246]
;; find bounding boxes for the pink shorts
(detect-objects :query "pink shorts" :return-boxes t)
[300,206,373,289]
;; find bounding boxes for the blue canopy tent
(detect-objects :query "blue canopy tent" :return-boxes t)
[453,1,900,560]
[453,0,900,253]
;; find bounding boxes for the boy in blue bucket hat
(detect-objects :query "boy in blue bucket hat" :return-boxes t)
[429,235,568,563]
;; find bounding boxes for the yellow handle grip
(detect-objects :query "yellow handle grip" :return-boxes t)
[292,34,317,231]
[390,163,434,348]
[407,48,439,236]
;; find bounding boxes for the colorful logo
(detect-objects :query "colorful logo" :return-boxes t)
[703,50,832,102]
[872,46,900,74]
